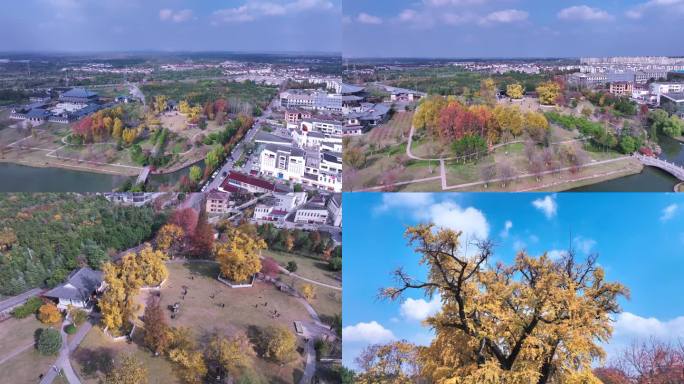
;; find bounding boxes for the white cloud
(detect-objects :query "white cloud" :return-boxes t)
[213,0,333,23]
[425,201,490,244]
[557,5,614,21]
[573,236,597,254]
[626,0,684,19]
[400,295,441,321]
[546,249,566,260]
[423,0,487,7]
[480,9,528,24]
[343,321,396,344]
[532,195,557,219]
[375,195,489,252]
[614,312,684,339]
[398,9,418,22]
[375,193,435,214]
[661,203,679,221]
[500,220,513,238]
[357,12,383,24]
[159,8,193,22]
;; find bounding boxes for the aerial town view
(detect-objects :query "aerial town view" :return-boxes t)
[0,52,344,195]
[0,190,342,384]
[342,0,684,192]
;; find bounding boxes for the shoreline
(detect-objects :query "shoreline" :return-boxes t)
[0,156,200,178]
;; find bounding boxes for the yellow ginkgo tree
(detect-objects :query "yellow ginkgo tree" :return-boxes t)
[214,227,266,283]
[381,224,628,384]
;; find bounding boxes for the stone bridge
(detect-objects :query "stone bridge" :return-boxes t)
[634,154,684,181]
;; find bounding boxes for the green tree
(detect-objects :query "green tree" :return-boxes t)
[36,328,62,355]
[189,166,202,184]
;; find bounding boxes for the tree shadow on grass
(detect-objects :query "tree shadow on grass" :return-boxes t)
[73,347,115,378]
[183,261,219,279]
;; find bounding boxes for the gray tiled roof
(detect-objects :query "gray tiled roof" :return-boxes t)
[43,267,102,302]
[61,88,98,98]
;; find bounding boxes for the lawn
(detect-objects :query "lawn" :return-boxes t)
[0,317,44,359]
[0,348,59,384]
[0,315,69,384]
[262,250,341,288]
[158,262,310,383]
[71,326,179,384]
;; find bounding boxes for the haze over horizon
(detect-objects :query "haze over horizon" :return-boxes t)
[343,0,684,58]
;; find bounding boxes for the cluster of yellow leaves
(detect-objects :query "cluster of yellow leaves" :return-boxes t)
[301,284,315,301]
[155,224,185,252]
[537,81,562,106]
[104,354,148,384]
[38,303,62,325]
[121,125,144,145]
[388,224,628,384]
[261,326,297,363]
[100,245,168,332]
[153,95,168,115]
[355,341,420,384]
[167,327,207,384]
[0,227,18,251]
[207,334,249,378]
[506,83,524,99]
[214,228,266,282]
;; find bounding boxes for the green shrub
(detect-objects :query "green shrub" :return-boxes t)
[286,261,298,273]
[36,328,62,355]
[64,324,77,334]
[11,297,43,319]
[328,256,342,272]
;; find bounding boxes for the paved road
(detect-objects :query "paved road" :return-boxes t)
[0,288,43,313]
[40,317,95,384]
[203,107,273,192]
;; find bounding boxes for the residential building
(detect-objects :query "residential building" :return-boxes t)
[253,192,306,221]
[661,93,684,118]
[609,82,633,96]
[43,267,104,310]
[327,193,342,227]
[294,196,329,225]
[220,171,288,194]
[206,190,233,214]
[259,144,307,181]
[285,109,312,124]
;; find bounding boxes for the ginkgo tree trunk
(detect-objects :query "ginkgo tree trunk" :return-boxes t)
[381,224,628,384]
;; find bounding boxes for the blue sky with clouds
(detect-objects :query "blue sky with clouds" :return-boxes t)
[0,0,341,52]
[342,192,684,369]
[343,0,684,58]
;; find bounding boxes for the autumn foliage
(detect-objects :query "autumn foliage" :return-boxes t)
[379,224,628,384]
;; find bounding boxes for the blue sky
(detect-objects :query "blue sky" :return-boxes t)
[0,0,341,52]
[343,192,684,369]
[343,0,684,58]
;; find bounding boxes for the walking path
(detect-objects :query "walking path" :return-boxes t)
[40,317,93,384]
[0,342,34,365]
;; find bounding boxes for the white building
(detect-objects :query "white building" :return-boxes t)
[253,192,307,221]
[259,144,306,182]
[294,196,330,225]
[43,268,104,310]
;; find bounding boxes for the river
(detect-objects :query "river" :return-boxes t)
[571,136,683,192]
[0,160,199,192]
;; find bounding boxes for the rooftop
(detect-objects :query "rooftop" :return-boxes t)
[43,267,102,302]
[61,87,98,99]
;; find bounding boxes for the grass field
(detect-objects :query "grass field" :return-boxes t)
[263,250,341,288]
[0,316,61,384]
